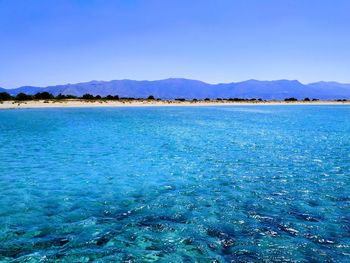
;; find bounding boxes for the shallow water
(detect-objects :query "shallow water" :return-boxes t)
[0,106,349,262]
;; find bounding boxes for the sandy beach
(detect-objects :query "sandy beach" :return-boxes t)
[0,99,349,109]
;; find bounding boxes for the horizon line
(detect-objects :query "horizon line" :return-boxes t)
[1,78,348,90]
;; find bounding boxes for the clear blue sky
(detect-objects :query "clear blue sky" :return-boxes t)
[1,0,350,88]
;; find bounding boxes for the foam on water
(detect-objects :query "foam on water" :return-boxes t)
[0,106,349,262]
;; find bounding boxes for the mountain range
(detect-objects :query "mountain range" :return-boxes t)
[1,78,350,100]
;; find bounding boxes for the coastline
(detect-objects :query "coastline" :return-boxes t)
[0,99,349,109]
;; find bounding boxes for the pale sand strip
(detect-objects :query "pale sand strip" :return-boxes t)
[0,100,349,109]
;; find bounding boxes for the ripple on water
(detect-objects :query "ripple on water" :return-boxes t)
[0,106,349,261]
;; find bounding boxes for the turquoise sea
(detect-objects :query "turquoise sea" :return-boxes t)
[0,106,349,262]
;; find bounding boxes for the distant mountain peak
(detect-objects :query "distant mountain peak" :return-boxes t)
[2,78,350,99]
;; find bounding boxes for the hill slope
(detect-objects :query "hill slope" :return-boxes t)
[2,79,350,100]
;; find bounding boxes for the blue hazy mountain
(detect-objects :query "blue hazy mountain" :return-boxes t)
[2,79,350,99]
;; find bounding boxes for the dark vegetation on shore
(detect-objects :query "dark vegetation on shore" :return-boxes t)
[0,92,348,102]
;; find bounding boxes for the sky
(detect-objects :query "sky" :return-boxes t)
[1,0,350,88]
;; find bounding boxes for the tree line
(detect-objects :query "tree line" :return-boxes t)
[0,91,347,102]
[0,92,259,101]
[0,92,123,101]
[0,92,159,101]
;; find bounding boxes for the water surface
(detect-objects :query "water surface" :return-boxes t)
[0,106,349,262]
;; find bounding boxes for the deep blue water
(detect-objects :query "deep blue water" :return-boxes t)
[0,106,349,262]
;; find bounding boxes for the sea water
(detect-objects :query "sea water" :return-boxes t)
[0,106,349,262]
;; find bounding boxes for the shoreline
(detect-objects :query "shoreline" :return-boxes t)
[0,100,349,109]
